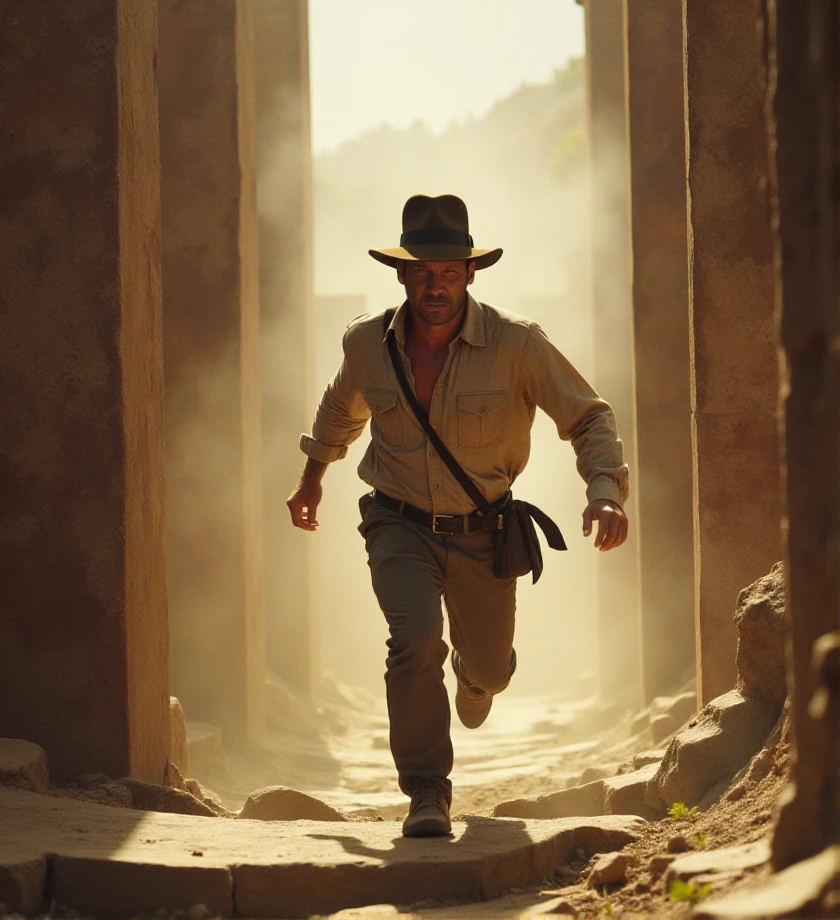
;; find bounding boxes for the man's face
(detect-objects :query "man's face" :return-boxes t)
[397,259,476,327]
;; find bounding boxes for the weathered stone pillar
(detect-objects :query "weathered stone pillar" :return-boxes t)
[683,1,783,706]
[584,0,642,702]
[253,0,318,694]
[0,1,169,782]
[765,0,840,869]
[159,0,266,740]
[624,2,694,701]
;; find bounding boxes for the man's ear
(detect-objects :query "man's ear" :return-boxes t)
[466,260,477,285]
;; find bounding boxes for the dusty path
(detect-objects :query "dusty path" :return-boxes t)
[188,676,646,822]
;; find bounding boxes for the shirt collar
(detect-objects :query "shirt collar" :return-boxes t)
[382,293,486,347]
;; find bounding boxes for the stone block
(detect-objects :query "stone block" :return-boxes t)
[694,845,840,919]
[53,857,233,917]
[603,763,662,820]
[0,740,48,794]
[170,697,189,774]
[734,563,787,707]
[632,750,665,770]
[645,690,778,811]
[665,840,770,888]
[494,780,606,820]
[0,855,46,914]
[237,786,346,822]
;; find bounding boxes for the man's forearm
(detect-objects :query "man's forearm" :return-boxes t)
[301,457,328,485]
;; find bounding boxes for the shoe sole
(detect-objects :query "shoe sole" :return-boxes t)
[402,817,452,837]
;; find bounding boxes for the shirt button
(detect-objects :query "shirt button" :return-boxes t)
[433,484,439,490]
[428,451,434,458]
[481,406,487,415]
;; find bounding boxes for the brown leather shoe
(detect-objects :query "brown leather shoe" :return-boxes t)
[402,784,452,838]
[451,650,492,729]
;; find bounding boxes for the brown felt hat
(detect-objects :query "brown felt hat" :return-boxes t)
[369,194,503,270]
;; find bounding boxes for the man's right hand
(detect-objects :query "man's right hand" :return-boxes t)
[287,459,328,531]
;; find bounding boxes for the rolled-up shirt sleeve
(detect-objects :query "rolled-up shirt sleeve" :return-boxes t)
[300,332,371,463]
[522,323,630,508]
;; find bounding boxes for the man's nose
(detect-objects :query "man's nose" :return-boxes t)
[425,272,444,292]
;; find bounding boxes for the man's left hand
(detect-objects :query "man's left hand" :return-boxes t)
[582,500,628,552]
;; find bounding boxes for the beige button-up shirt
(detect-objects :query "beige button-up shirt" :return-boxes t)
[300,294,629,516]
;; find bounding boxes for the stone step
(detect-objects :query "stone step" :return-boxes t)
[0,788,644,917]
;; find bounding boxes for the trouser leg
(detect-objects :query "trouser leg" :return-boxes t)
[362,503,452,799]
[444,529,518,696]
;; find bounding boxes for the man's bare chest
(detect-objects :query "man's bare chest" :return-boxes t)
[404,343,449,415]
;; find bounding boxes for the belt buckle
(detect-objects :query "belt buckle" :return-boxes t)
[432,514,456,534]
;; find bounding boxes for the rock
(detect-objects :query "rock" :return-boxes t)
[665,840,770,888]
[184,778,229,817]
[645,690,779,811]
[663,690,698,727]
[693,844,840,919]
[120,778,218,817]
[164,761,187,791]
[237,786,347,822]
[586,852,636,888]
[603,763,663,820]
[632,750,666,770]
[494,780,605,819]
[169,697,189,774]
[185,904,211,920]
[0,739,48,794]
[648,854,676,875]
[667,834,691,853]
[697,777,732,811]
[0,855,47,914]
[734,562,787,707]
[725,782,747,802]
[745,746,775,783]
[633,876,651,894]
[630,710,650,736]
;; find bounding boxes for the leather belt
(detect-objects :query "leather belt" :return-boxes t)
[374,490,487,535]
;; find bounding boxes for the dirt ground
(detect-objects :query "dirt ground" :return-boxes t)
[180,673,785,918]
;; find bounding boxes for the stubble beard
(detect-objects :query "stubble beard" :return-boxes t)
[415,292,466,327]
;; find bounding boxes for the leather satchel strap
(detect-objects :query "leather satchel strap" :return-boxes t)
[383,309,492,515]
[523,501,567,551]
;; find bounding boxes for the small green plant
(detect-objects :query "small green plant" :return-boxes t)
[695,833,708,849]
[668,801,698,821]
[669,879,712,905]
[601,899,615,915]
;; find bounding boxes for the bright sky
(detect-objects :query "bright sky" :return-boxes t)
[308,0,586,154]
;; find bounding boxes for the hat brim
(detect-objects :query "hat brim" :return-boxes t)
[368,244,503,271]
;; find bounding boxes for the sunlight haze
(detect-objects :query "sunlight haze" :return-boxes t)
[309,0,585,153]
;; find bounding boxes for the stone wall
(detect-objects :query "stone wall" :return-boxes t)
[0,0,169,782]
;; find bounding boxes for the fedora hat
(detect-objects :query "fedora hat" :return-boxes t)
[369,194,503,270]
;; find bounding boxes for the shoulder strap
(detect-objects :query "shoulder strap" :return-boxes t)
[382,309,491,514]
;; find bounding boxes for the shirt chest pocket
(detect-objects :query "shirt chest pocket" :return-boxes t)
[366,388,403,447]
[457,391,508,448]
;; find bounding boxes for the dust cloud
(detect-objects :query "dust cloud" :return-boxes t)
[304,60,601,699]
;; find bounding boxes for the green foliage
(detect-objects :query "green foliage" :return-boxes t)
[600,898,614,915]
[695,833,708,849]
[669,879,712,905]
[668,801,698,821]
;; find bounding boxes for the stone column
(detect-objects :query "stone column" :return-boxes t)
[252,0,318,694]
[624,2,695,701]
[0,1,169,783]
[683,1,783,706]
[159,0,266,741]
[765,0,840,869]
[584,0,642,702]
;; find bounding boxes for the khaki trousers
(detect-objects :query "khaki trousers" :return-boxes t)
[359,496,517,800]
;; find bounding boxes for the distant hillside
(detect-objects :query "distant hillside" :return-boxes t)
[313,59,587,310]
